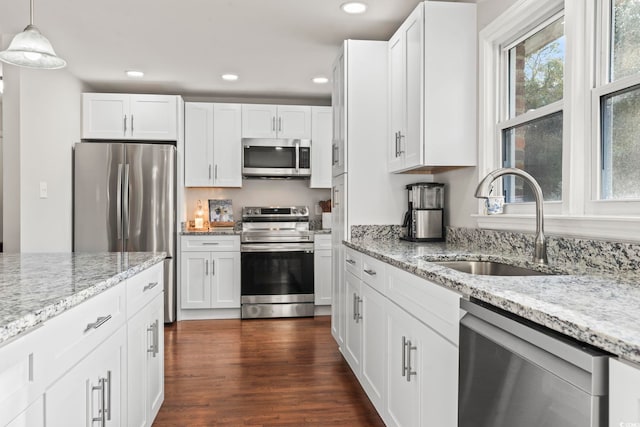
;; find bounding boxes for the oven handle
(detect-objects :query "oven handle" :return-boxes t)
[241,243,314,253]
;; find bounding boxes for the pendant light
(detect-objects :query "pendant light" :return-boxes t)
[0,0,66,69]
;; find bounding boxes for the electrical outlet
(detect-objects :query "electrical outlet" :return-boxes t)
[39,182,48,199]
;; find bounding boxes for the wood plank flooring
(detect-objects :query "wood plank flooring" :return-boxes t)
[153,316,385,426]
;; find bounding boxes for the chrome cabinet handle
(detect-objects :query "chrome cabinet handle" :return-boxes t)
[84,315,112,333]
[123,115,127,136]
[278,117,282,132]
[398,133,405,154]
[209,164,212,180]
[402,336,407,377]
[333,144,339,165]
[214,164,218,180]
[143,281,159,292]
[364,269,376,276]
[147,319,159,357]
[272,117,276,132]
[395,131,400,157]
[205,259,209,276]
[202,242,219,246]
[345,259,356,265]
[211,259,215,276]
[353,293,358,320]
[131,115,134,133]
[91,377,106,426]
[406,338,417,382]
[356,296,363,323]
[105,370,112,420]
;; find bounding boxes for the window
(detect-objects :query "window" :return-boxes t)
[500,15,565,203]
[597,0,640,201]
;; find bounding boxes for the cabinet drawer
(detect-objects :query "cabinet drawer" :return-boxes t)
[361,254,385,294]
[344,247,362,279]
[385,265,461,344]
[610,358,640,426]
[0,326,47,427]
[127,262,164,318]
[43,283,126,386]
[314,234,332,251]
[181,235,240,252]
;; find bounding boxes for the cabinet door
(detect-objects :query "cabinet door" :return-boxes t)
[331,51,346,177]
[6,398,44,427]
[277,106,311,139]
[388,31,405,173]
[314,248,332,305]
[610,358,640,426]
[45,328,126,427]
[82,93,130,140]
[360,283,387,412]
[402,4,424,169]
[185,102,214,187]
[241,104,277,138]
[213,103,242,187]
[331,244,344,346]
[129,95,178,140]
[343,271,362,374]
[386,301,458,427]
[126,293,164,427]
[180,252,211,308]
[146,294,165,423]
[210,252,241,308]
[310,106,332,189]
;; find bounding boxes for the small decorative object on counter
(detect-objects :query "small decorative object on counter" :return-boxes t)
[209,199,235,228]
[194,200,205,229]
[319,199,332,230]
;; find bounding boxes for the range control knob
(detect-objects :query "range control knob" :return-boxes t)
[292,208,299,215]
[300,207,308,215]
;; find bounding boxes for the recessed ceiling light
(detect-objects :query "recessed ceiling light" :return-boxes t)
[312,77,329,84]
[341,2,367,14]
[125,70,144,78]
[222,74,239,81]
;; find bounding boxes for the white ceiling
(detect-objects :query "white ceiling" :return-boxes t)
[0,0,465,101]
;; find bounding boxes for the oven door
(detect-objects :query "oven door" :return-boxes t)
[240,243,314,303]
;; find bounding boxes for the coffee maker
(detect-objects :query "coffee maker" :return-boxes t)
[401,182,445,242]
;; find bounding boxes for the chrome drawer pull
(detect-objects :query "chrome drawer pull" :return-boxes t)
[202,242,220,245]
[406,339,417,382]
[364,269,376,276]
[345,259,356,265]
[84,315,112,333]
[143,282,159,292]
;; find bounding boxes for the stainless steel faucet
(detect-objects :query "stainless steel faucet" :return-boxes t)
[475,167,548,264]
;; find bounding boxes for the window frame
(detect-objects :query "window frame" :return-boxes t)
[477,0,640,242]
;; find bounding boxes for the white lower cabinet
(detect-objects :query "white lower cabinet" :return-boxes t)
[6,398,44,427]
[337,246,460,426]
[45,327,126,427]
[610,358,640,426]
[385,300,458,427]
[314,234,332,305]
[127,293,164,427]
[331,244,345,346]
[180,236,241,310]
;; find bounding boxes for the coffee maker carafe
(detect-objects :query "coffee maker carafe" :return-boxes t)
[401,182,445,242]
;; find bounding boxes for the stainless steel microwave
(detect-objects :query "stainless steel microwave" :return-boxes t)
[242,138,311,178]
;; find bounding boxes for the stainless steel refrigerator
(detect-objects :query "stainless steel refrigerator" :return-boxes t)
[73,142,177,322]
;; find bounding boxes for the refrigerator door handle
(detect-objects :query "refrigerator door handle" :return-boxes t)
[123,164,130,240]
[116,164,123,240]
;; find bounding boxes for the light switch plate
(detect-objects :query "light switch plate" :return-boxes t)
[39,182,48,198]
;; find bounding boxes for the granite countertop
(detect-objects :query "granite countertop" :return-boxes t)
[345,238,640,364]
[0,252,166,346]
[180,229,331,236]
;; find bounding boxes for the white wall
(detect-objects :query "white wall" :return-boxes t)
[433,0,520,228]
[2,66,84,252]
[185,180,331,222]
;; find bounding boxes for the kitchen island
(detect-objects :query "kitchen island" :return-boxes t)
[0,252,165,427]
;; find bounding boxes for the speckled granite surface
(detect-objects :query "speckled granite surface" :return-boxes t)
[344,236,640,364]
[351,225,405,240]
[180,229,241,236]
[0,252,165,345]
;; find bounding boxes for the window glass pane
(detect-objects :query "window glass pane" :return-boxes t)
[502,112,563,202]
[601,85,640,199]
[508,17,565,118]
[611,0,640,81]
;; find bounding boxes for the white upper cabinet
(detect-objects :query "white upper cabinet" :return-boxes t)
[388,2,477,172]
[184,102,242,187]
[82,93,178,141]
[241,104,311,139]
[310,106,332,188]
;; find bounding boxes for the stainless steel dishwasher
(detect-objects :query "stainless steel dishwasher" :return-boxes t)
[459,299,609,427]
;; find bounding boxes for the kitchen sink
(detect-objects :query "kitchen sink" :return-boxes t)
[433,260,554,276]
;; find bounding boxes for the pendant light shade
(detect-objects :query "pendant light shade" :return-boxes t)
[0,0,66,70]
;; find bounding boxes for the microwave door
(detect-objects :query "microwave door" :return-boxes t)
[243,145,297,176]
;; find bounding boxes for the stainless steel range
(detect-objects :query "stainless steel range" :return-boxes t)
[240,206,314,319]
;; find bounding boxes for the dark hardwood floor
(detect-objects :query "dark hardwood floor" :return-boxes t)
[153,316,385,426]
